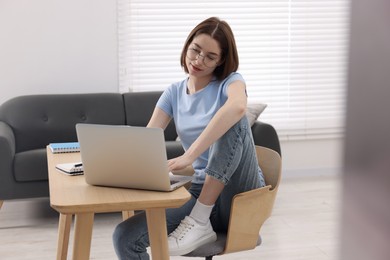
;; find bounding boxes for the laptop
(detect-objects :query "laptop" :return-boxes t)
[75,123,193,191]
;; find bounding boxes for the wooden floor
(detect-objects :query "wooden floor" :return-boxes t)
[0,173,341,260]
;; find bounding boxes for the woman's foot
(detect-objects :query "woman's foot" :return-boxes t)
[168,216,217,256]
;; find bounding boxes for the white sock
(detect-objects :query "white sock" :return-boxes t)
[189,200,214,225]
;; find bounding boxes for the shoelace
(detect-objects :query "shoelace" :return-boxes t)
[169,218,195,240]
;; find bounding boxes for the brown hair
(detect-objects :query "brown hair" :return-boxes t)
[180,17,239,80]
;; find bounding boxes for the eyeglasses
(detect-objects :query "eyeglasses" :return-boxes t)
[186,47,219,68]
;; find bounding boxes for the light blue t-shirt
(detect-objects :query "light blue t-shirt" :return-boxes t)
[156,72,245,184]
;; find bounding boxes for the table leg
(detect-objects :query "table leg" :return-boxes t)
[57,213,72,260]
[122,210,135,220]
[72,213,94,260]
[0,200,3,210]
[146,208,169,260]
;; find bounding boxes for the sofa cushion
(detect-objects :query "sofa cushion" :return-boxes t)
[14,149,48,182]
[165,141,185,159]
[0,93,126,153]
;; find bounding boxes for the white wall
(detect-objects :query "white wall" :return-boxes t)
[0,0,118,105]
[281,137,344,176]
[0,0,344,175]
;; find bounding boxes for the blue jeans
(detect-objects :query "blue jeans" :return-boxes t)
[113,116,265,259]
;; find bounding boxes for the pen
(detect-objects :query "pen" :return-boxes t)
[74,163,83,167]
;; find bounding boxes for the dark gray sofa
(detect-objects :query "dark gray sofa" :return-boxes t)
[0,92,280,202]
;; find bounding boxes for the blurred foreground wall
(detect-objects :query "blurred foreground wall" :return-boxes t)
[341,0,390,259]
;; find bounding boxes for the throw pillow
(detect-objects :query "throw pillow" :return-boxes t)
[246,103,267,126]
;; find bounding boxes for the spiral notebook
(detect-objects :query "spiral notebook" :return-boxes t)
[55,162,84,176]
[49,142,80,153]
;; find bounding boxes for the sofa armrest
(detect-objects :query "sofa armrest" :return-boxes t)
[0,121,16,199]
[251,121,281,156]
[0,121,15,158]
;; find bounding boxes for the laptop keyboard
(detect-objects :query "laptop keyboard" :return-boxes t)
[170,180,179,185]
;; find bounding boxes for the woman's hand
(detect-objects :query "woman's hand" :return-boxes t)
[167,153,195,172]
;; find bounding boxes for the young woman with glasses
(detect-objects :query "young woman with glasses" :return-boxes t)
[113,17,265,259]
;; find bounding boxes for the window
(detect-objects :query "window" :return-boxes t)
[117,0,350,139]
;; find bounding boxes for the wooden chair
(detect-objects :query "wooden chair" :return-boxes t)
[184,145,282,259]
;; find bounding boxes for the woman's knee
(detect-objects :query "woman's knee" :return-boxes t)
[112,214,150,258]
[112,220,129,247]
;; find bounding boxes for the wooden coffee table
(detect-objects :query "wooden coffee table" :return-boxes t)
[47,147,191,260]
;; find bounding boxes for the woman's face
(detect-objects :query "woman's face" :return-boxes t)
[185,34,222,78]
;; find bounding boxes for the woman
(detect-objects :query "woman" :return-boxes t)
[113,17,265,259]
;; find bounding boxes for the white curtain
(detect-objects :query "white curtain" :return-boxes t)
[117,0,350,139]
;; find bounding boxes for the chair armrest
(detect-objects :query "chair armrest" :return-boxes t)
[223,185,278,254]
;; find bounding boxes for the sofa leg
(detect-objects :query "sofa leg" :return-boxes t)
[122,210,134,220]
[0,200,3,210]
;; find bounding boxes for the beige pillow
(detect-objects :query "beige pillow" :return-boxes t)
[246,103,267,126]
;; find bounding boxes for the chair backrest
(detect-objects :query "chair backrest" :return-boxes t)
[256,145,282,190]
[223,145,282,254]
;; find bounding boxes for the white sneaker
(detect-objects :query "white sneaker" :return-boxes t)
[168,216,217,256]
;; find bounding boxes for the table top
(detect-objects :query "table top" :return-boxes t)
[47,147,191,214]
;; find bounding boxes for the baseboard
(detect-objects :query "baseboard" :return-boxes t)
[282,167,342,179]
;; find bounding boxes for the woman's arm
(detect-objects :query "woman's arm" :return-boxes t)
[168,80,247,171]
[147,107,172,129]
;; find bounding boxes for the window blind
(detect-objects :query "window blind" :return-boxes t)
[117,0,350,139]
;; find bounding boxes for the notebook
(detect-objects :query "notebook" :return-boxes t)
[49,142,80,153]
[55,162,84,176]
[75,123,193,192]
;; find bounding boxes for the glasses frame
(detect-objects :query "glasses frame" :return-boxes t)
[186,47,220,68]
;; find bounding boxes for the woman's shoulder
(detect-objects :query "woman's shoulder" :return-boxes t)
[166,78,187,93]
[224,72,244,82]
[218,72,245,89]
[217,72,245,97]
[160,78,186,99]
